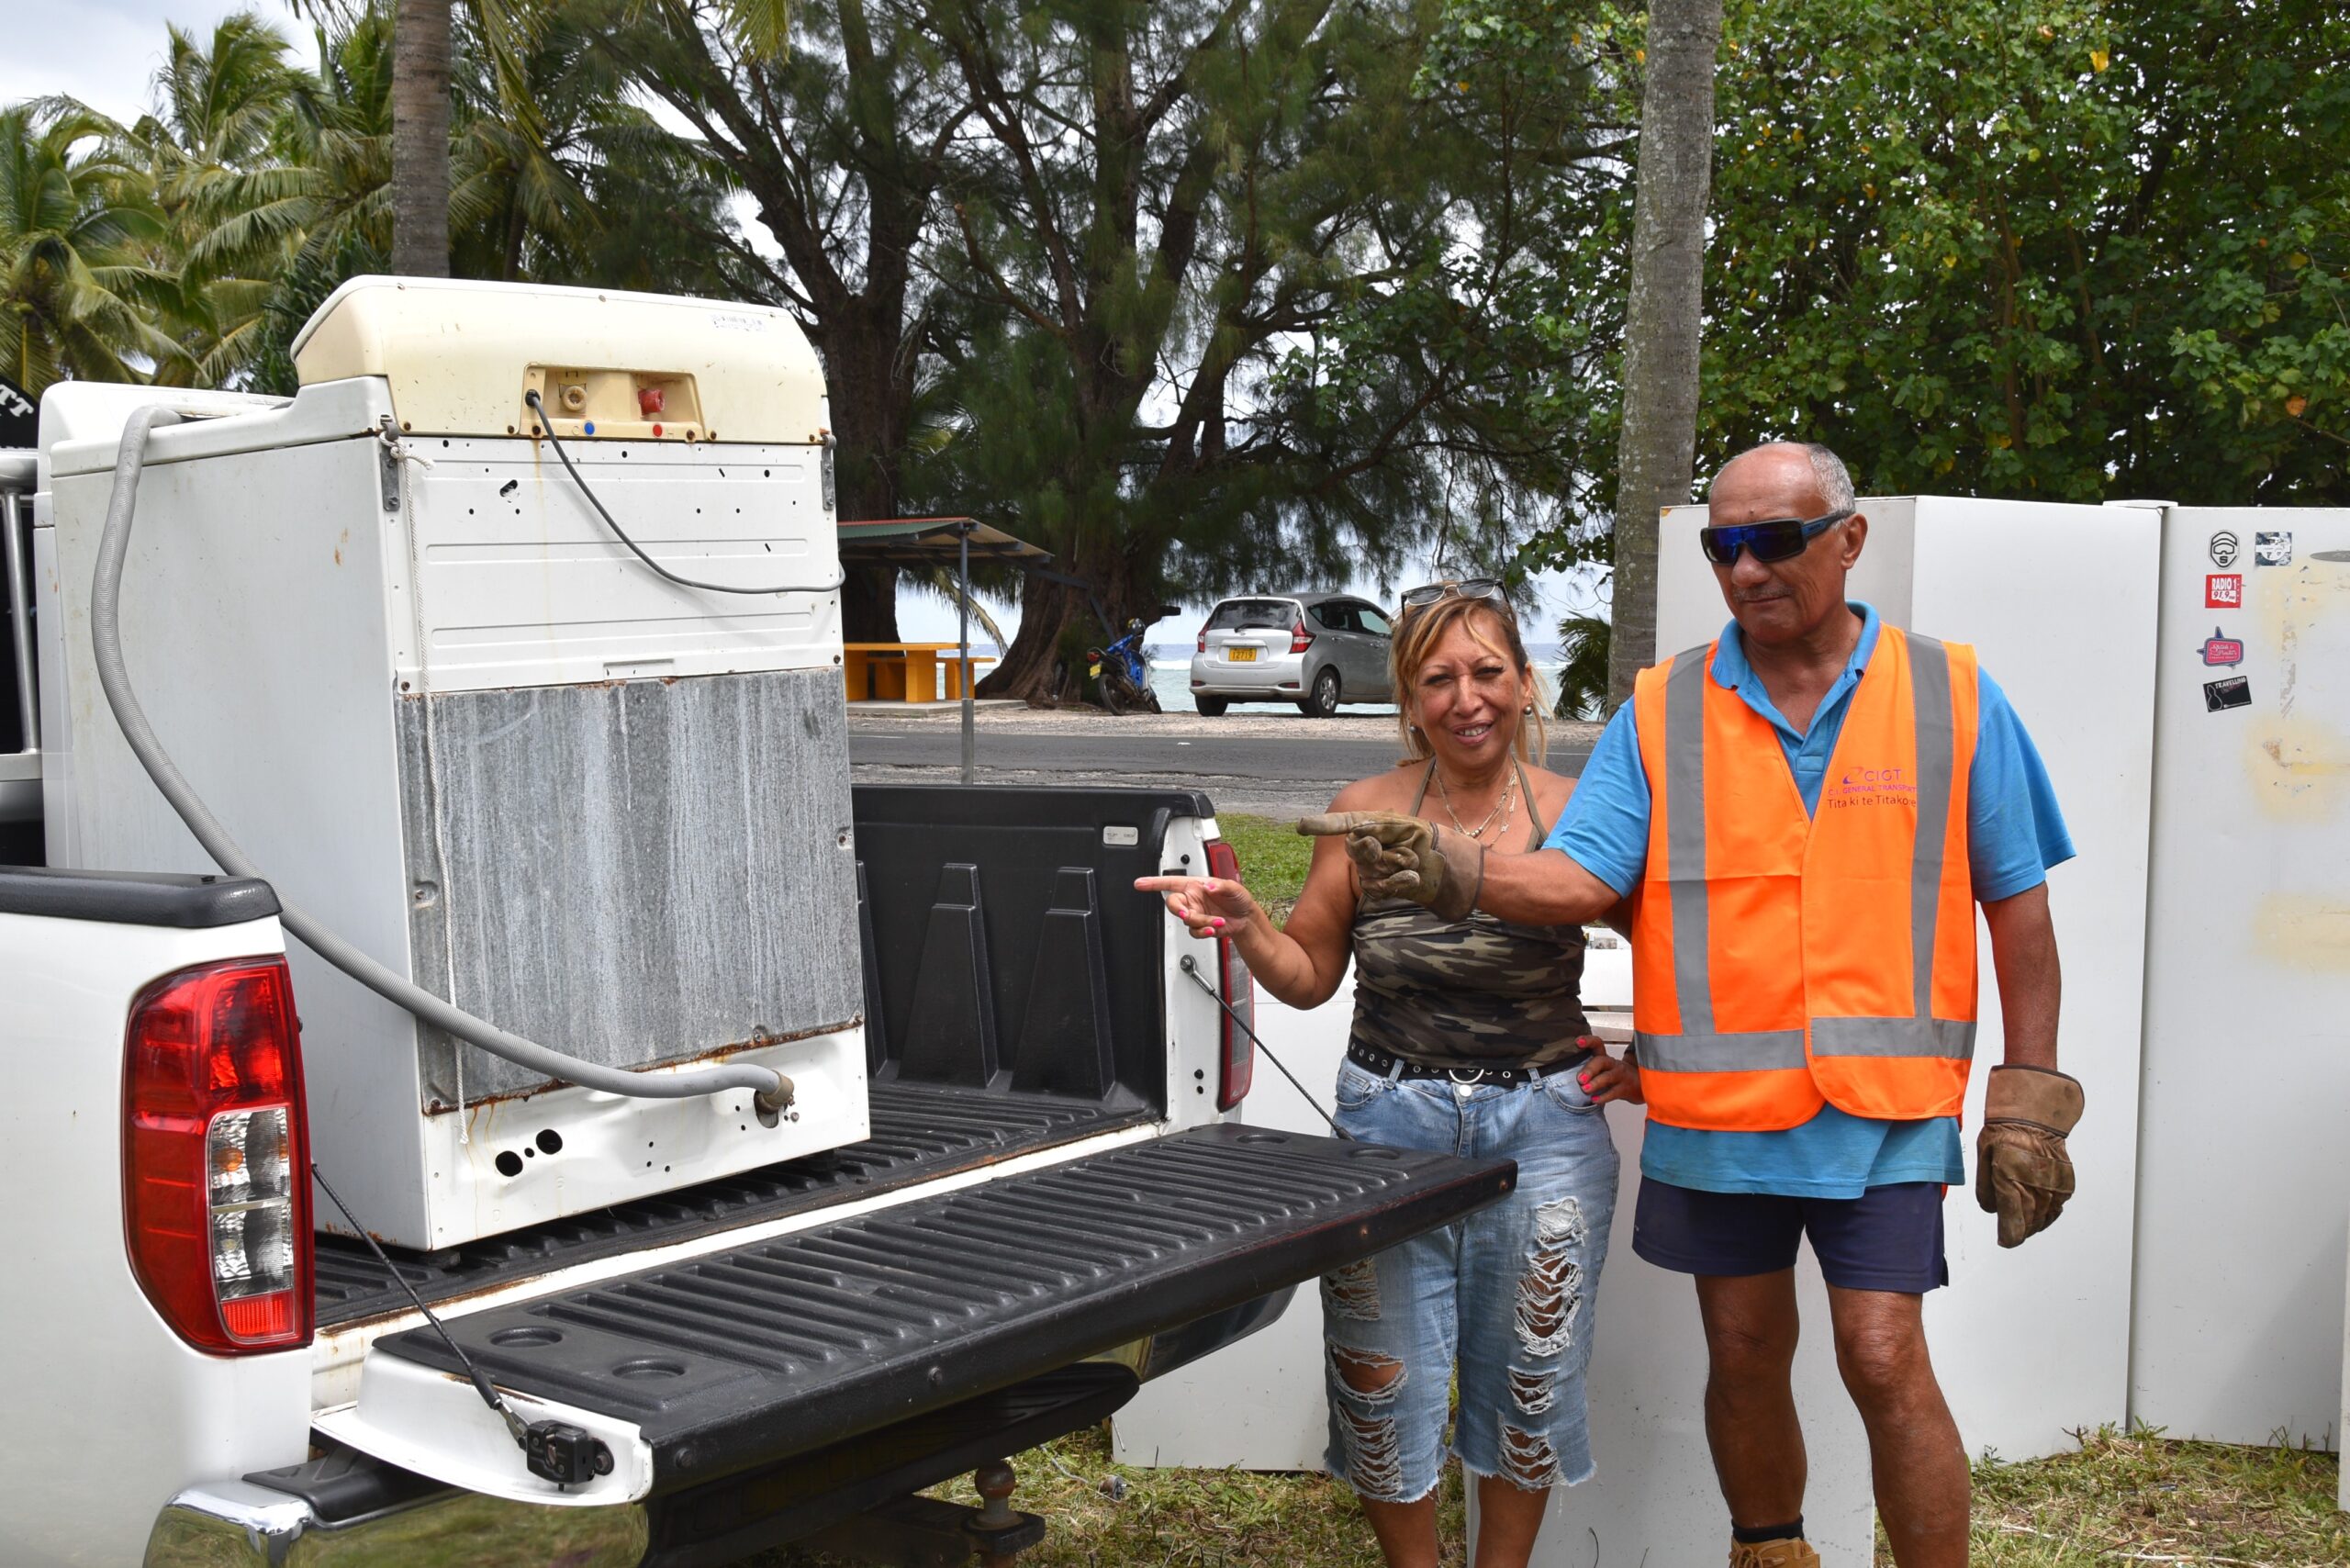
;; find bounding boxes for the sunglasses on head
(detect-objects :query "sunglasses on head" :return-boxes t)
[1399,577,1509,610]
[1698,510,1852,566]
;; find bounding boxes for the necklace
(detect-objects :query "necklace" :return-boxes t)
[1435,766,1516,840]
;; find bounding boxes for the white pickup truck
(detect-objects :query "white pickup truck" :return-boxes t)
[0,280,1508,1568]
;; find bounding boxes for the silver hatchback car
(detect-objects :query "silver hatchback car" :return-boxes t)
[1189,592,1394,717]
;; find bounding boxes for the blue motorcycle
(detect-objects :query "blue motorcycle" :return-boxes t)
[1087,617,1161,715]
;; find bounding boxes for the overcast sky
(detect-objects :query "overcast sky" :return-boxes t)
[6,0,1607,648]
[4,0,321,125]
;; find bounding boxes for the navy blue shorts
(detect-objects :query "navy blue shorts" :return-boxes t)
[1631,1178,1950,1294]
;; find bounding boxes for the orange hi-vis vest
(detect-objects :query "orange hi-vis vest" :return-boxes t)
[1629,625,1982,1132]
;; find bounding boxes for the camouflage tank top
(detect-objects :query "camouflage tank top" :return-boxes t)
[1348,759,1592,1069]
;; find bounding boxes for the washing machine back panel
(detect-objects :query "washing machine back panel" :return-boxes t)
[395,438,836,695]
[399,666,862,1104]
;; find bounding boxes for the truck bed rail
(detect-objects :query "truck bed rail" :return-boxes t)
[316,1082,1147,1326]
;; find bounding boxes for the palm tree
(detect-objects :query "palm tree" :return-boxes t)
[0,103,185,394]
[258,13,399,271]
[130,13,304,218]
[446,2,739,290]
[1551,612,1613,722]
[231,13,401,393]
[117,12,306,384]
[287,0,448,276]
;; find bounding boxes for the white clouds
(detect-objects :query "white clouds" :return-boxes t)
[2,0,321,124]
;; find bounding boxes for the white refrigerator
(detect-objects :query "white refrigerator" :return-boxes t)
[2130,507,2350,1448]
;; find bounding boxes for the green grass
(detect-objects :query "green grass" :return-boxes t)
[1959,1425,2348,1566]
[752,1421,2346,1567]
[1215,812,1316,922]
[756,1422,1469,1568]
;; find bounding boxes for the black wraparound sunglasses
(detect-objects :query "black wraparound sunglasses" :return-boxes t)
[1698,509,1853,566]
[1399,577,1509,610]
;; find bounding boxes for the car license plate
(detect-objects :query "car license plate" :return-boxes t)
[1228,647,1257,662]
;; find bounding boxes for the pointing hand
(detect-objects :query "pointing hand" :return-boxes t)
[1135,873,1259,942]
[1297,811,1486,921]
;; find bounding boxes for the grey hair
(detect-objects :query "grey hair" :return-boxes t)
[1804,443,1856,513]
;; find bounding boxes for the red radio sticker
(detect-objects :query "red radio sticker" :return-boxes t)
[2206,574,2243,609]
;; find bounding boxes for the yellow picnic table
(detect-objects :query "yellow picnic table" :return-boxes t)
[843,643,998,703]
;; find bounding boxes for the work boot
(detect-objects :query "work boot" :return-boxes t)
[1729,1538,1820,1568]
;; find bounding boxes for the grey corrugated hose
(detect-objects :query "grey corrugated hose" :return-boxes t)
[91,406,792,1112]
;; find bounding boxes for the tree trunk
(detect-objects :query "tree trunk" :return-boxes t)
[1606,0,1723,709]
[823,302,912,643]
[979,549,1139,704]
[840,563,901,642]
[390,0,453,277]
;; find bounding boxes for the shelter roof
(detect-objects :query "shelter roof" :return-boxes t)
[835,517,1051,566]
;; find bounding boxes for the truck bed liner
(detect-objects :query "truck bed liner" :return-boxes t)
[373,1124,1512,1495]
[315,1082,1147,1327]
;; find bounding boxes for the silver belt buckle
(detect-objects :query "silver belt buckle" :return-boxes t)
[1448,1066,1486,1088]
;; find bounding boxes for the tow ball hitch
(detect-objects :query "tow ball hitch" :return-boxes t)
[800,1459,1047,1566]
[965,1461,1046,1566]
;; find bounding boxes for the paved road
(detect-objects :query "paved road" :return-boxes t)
[849,711,1595,820]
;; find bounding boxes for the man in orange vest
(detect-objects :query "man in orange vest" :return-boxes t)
[1309,442,2081,1568]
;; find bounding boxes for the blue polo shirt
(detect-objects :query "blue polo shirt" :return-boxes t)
[1547,603,2074,1198]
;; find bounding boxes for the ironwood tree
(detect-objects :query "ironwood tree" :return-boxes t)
[925,0,1625,700]
[601,0,946,640]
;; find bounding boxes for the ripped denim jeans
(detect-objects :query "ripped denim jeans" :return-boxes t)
[1321,1056,1619,1503]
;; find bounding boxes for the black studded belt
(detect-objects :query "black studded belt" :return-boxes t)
[1345,1037,1595,1087]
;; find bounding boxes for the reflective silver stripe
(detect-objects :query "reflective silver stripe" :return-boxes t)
[1906,633,1955,1016]
[1635,1029,1809,1073]
[1663,646,1715,1036]
[1809,1016,1977,1060]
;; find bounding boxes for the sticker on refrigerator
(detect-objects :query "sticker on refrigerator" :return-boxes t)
[2206,574,2243,609]
[2255,531,2292,566]
[2203,676,2252,712]
[2208,530,2241,567]
[2199,627,2244,667]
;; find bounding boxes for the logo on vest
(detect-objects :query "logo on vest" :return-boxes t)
[1826,763,1919,810]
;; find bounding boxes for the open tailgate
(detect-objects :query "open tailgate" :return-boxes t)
[317,1125,1510,1504]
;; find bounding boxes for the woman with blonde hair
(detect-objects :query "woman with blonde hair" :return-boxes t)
[1140,579,1637,1568]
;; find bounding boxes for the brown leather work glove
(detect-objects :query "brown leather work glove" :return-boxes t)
[1297,811,1486,922]
[1976,1065,2084,1249]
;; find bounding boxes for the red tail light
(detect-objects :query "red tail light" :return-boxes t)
[1289,620,1312,655]
[1196,625,1208,654]
[1203,840,1255,1110]
[123,957,313,1354]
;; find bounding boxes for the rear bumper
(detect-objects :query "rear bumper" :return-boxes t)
[144,1477,649,1568]
[1189,652,1306,695]
[143,1298,1292,1568]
